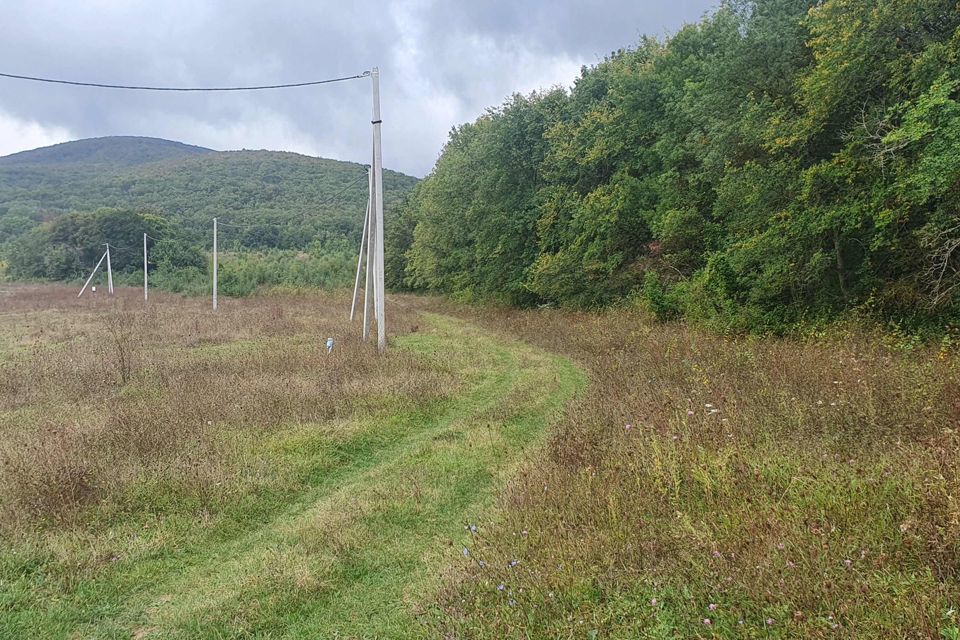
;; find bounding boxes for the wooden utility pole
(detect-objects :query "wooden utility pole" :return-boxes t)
[371,67,386,351]
[106,243,114,295]
[212,217,218,311]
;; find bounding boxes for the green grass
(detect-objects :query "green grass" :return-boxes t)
[0,312,584,639]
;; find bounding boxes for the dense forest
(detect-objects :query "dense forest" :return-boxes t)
[0,137,417,291]
[387,0,960,332]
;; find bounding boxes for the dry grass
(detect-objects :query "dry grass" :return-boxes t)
[0,284,439,529]
[435,305,960,638]
[4,283,959,637]
[0,284,587,638]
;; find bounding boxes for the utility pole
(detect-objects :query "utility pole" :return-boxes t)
[350,170,371,322]
[371,67,386,351]
[212,217,218,311]
[143,233,149,301]
[105,243,114,295]
[78,250,108,297]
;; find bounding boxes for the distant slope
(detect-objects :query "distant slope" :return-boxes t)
[0,137,418,249]
[0,136,213,167]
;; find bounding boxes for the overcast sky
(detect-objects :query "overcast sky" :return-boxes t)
[0,0,715,177]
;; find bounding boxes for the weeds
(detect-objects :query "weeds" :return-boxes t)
[435,304,960,638]
[0,285,434,527]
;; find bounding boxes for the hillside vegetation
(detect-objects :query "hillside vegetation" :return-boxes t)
[388,0,960,333]
[0,135,213,167]
[0,137,418,290]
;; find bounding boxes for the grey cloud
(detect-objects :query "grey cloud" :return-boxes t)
[0,0,715,176]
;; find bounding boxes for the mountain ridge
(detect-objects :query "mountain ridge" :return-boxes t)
[0,136,418,251]
[0,136,215,167]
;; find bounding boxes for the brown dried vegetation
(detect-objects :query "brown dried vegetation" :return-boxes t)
[436,305,960,638]
[0,285,440,528]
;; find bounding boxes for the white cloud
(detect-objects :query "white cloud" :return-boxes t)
[0,110,72,157]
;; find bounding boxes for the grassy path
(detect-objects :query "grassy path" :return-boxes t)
[1,313,585,639]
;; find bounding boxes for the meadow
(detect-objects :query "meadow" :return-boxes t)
[0,284,957,638]
[0,285,582,638]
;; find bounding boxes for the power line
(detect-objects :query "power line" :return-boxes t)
[0,70,370,91]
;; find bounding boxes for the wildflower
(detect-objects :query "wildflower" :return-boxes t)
[469,523,478,533]
[508,559,519,568]
[843,559,852,568]
[462,547,469,557]
[508,598,516,606]
[478,560,486,568]
[521,529,528,536]
[708,603,717,611]
[625,423,632,430]
[703,618,712,625]
[777,542,785,550]
[712,550,722,559]
[650,598,658,606]
[786,560,796,569]
[497,583,505,592]
[766,618,774,626]
[687,410,695,416]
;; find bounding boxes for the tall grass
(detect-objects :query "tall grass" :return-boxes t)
[0,285,436,529]
[435,306,960,638]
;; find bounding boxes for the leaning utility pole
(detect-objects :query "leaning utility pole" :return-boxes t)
[350,170,371,322]
[105,243,114,295]
[212,217,218,311]
[363,164,375,342]
[371,67,386,351]
[78,249,109,297]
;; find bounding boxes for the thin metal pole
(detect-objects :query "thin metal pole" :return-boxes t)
[78,250,108,297]
[212,218,219,311]
[106,243,114,295]
[371,67,386,351]
[350,182,370,321]
[143,233,148,301]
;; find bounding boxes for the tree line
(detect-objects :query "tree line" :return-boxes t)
[387,0,960,332]
[5,208,358,296]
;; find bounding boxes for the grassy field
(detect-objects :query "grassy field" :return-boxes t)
[1,285,958,638]
[432,305,960,638]
[0,286,583,638]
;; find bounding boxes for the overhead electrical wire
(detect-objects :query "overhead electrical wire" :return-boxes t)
[0,70,370,91]
[4,68,378,256]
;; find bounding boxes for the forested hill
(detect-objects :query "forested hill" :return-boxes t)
[0,137,417,245]
[0,136,213,167]
[387,0,960,333]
